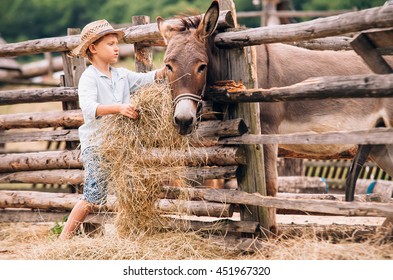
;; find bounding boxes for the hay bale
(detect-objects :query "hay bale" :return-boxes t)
[98,82,199,236]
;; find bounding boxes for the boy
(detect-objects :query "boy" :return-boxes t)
[60,19,165,239]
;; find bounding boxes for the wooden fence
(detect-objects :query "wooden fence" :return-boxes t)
[237,0,356,27]
[1,0,393,242]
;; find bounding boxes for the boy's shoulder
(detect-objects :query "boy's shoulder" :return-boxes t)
[81,65,99,79]
[113,67,132,76]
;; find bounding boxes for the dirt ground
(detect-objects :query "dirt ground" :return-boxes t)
[1,215,392,260]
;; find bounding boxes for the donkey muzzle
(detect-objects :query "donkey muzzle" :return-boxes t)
[173,93,201,135]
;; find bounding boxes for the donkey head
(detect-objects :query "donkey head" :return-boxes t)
[157,0,219,135]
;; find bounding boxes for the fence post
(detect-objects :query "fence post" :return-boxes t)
[61,28,85,150]
[59,28,86,193]
[132,16,153,73]
[218,0,274,237]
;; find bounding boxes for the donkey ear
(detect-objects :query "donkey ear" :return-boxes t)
[157,16,174,45]
[196,0,219,39]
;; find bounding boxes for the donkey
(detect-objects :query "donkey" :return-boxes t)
[157,1,393,233]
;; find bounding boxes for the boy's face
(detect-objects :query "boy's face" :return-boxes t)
[90,34,120,64]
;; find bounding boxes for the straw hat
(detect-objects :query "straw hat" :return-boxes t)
[69,19,125,58]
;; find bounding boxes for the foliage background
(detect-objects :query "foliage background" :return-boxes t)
[0,0,387,43]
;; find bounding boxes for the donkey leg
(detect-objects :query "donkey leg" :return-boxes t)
[345,144,372,201]
[369,144,393,179]
[264,143,279,235]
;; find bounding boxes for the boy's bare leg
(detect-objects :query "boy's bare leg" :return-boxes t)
[60,199,93,240]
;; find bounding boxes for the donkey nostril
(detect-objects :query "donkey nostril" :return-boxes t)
[174,116,193,127]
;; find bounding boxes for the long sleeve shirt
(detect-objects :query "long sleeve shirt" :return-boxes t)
[77,65,156,152]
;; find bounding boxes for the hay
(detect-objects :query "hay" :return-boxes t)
[244,225,393,260]
[97,82,196,236]
[27,230,232,260]
[3,222,393,260]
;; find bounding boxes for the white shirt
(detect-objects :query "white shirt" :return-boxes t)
[78,65,156,152]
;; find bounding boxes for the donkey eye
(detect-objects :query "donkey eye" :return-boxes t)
[197,64,207,73]
[165,64,173,72]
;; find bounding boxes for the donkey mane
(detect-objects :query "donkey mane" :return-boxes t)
[177,16,202,31]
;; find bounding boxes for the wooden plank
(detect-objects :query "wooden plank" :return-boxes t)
[0,87,78,105]
[0,191,233,218]
[60,28,83,150]
[277,176,326,194]
[236,9,356,19]
[3,127,393,146]
[193,188,393,217]
[215,4,393,48]
[0,58,20,71]
[66,28,86,86]
[365,28,393,49]
[1,48,129,80]
[0,11,234,57]
[0,118,247,143]
[288,37,353,51]
[219,0,238,27]
[0,150,82,172]
[0,129,79,143]
[0,107,238,130]
[162,218,259,234]
[183,165,238,180]
[206,74,393,103]
[217,0,272,236]
[165,187,330,202]
[132,16,153,73]
[0,209,257,234]
[219,127,393,145]
[0,110,83,129]
[162,177,326,200]
[0,169,84,185]
[0,146,245,172]
[21,56,63,78]
[2,189,393,218]
[157,199,234,217]
[0,166,238,184]
[278,147,357,160]
[193,118,248,138]
[0,209,108,223]
[278,192,393,204]
[351,32,393,74]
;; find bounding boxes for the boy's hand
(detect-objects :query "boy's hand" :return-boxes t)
[119,104,139,119]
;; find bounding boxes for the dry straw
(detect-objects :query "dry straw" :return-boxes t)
[97,81,199,236]
[3,222,392,260]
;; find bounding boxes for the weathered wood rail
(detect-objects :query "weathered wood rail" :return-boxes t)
[219,127,393,145]
[0,147,246,172]
[1,188,393,218]
[0,45,135,82]
[0,118,247,144]
[236,9,356,19]
[206,74,393,103]
[0,87,77,105]
[215,4,393,48]
[0,11,235,57]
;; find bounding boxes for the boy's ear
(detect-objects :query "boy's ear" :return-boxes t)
[88,44,97,54]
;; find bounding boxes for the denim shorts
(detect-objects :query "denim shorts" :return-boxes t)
[81,147,108,205]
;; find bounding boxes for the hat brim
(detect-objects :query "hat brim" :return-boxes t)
[69,29,125,58]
